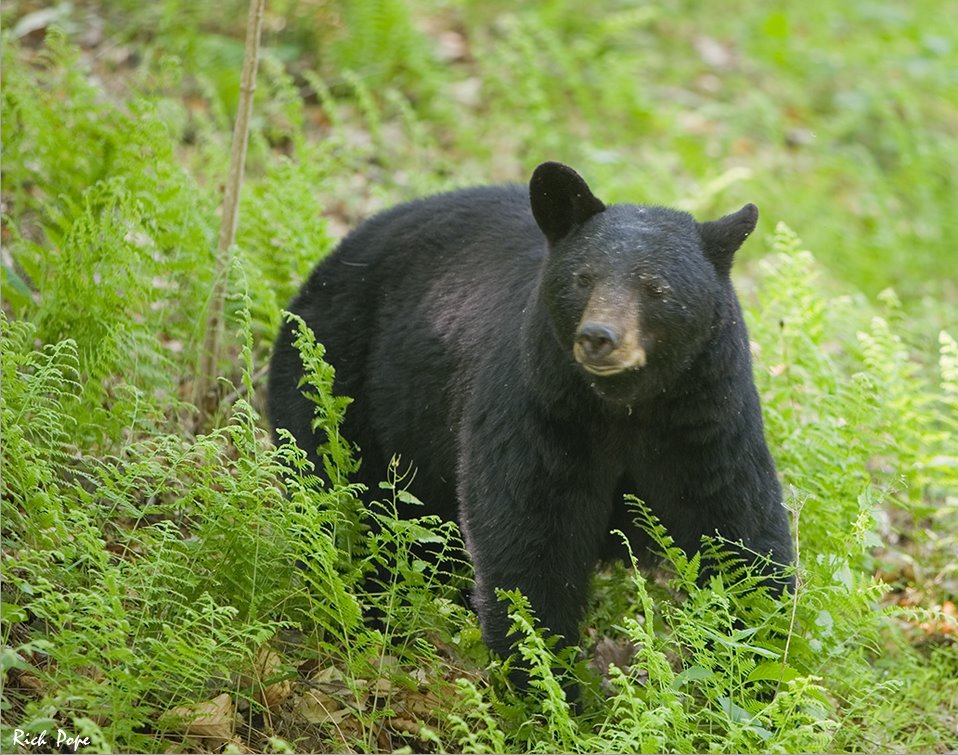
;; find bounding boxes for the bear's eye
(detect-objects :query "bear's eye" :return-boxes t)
[575,271,595,290]
[640,275,671,299]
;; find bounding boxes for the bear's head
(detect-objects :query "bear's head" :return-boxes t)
[530,161,758,407]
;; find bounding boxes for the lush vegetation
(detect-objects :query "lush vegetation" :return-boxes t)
[2,1,956,752]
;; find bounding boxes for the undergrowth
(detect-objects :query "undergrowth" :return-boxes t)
[2,5,957,754]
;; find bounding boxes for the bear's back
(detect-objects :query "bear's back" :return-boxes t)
[271,182,548,517]
[318,184,541,287]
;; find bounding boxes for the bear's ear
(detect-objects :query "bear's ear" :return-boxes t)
[529,162,606,244]
[698,203,759,276]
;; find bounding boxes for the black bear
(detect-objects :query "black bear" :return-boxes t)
[268,161,794,662]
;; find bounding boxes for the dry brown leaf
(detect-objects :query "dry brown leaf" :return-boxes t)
[8,667,45,696]
[593,636,637,675]
[370,675,396,698]
[390,716,421,735]
[294,689,351,725]
[165,693,235,748]
[260,677,293,710]
[403,689,443,718]
[311,664,348,690]
[254,646,293,711]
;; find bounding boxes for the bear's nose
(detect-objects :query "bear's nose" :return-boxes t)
[575,323,620,361]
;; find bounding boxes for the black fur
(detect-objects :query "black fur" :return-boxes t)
[268,162,793,661]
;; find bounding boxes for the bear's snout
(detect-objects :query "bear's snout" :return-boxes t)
[573,320,647,376]
[576,323,620,361]
[573,286,647,376]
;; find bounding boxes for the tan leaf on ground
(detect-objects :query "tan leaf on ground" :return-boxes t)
[390,716,421,735]
[254,646,293,710]
[165,693,235,749]
[294,689,352,725]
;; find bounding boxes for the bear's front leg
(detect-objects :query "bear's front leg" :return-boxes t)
[630,420,794,594]
[456,406,616,669]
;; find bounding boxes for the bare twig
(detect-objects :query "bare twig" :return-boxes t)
[193,0,267,428]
